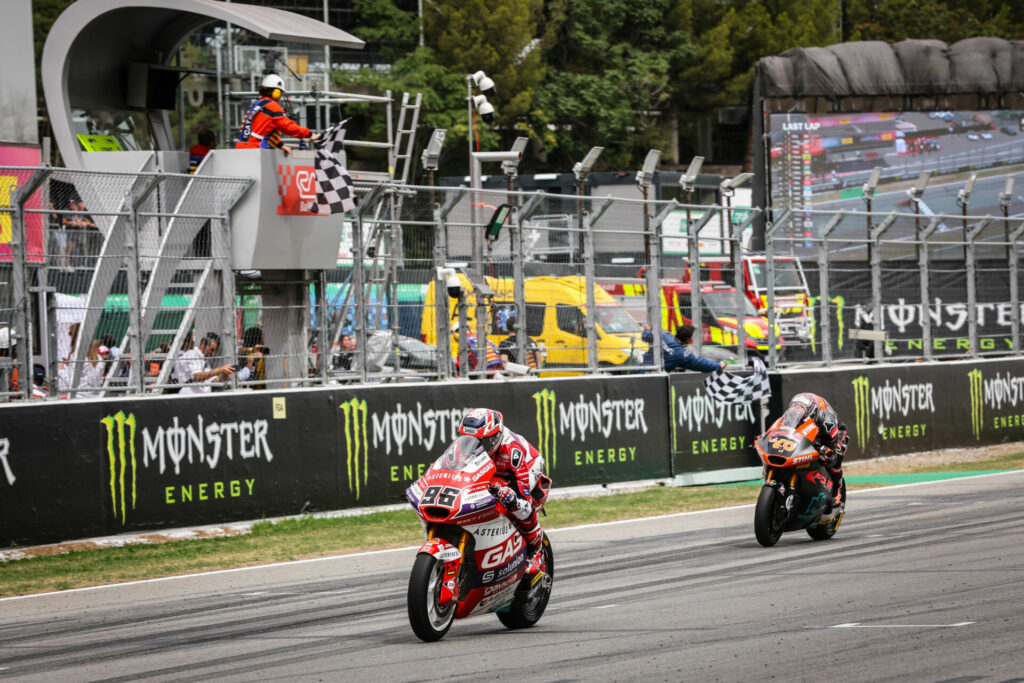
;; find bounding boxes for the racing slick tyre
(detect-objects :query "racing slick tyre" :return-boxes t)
[498,535,554,630]
[407,553,456,642]
[754,485,785,547]
[807,478,846,541]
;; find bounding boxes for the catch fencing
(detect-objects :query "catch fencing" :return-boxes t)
[2,165,1023,400]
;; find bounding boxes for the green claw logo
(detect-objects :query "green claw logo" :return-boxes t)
[340,398,369,499]
[100,411,137,525]
[968,369,984,440]
[532,388,557,469]
[851,375,870,451]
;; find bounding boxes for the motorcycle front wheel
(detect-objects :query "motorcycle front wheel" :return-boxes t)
[407,553,456,642]
[754,485,785,547]
[498,535,554,630]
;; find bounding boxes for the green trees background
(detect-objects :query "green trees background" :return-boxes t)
[31,0,1024,174]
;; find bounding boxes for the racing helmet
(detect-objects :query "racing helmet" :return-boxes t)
[260,73,286,98]
[458,408,504,455]
[782,393,819,429]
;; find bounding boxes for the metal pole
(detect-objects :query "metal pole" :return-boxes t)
[317,269,329,384]
[729,195,747,366]
[687,207,719,358]
[919,217,942,361]
[764,209,790,368]
[870,214,898,362]
[1009,221,1024,357]
[126,191,145,394]
[583,202,598,373]
[458,295,469,378]
[221,215,239,391]
[646,202,676,372]
[965,218,991,358]
[353,204,368,384]
[11,198,29,399]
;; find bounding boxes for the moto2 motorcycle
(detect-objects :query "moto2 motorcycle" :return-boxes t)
[752,417,846,547]
[405,435,554,642]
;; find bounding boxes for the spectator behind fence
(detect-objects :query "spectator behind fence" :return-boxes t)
[188,129,216,174]
[496,311,544,371]
[452,321,504,377]
[173,332,234,393]
[236,325,267,387]
[642,323,726,373]
[60,339,105,398]
[333,333,356,371]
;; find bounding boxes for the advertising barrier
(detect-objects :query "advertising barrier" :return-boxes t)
[668,373,779,477]
[0,375,672,547]
[777,358,1024,459]
[3,360,1023,547]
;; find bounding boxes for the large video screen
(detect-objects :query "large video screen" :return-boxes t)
[768,110,1024,228]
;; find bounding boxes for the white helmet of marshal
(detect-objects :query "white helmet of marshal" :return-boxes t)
[261,73,285,94]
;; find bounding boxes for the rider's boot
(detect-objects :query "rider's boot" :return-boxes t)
[824,471,844,513]
[525,539,546,575]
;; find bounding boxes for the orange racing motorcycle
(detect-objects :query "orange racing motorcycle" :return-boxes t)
[404,435,553,642]
[753,416,846,547]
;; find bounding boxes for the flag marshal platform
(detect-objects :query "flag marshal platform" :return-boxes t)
[201,148,346,270]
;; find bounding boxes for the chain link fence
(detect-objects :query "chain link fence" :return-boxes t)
[2,166,1022,401]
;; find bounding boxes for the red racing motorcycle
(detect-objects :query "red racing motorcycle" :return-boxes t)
[752,417,846,547]
[405,435,554,642]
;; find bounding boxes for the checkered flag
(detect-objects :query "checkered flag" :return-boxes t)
[308,119,356,215]
[704,355,771,404]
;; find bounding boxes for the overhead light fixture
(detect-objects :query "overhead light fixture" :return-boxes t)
[636,149,661,189]
[572,146,604,180]
[680,156,704,193]
[421,128,447,171]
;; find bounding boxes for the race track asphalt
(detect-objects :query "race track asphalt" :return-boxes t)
[2,471,1023,682]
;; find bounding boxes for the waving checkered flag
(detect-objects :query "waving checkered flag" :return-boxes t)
[308,119,356,215]
[704,355,771,404]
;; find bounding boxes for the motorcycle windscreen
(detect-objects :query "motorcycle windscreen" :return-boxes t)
[432,435,489,472]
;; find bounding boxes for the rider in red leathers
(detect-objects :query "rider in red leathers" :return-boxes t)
[458,408,548,575]
[781,392,850,510]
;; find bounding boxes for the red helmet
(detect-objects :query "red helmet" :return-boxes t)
[459,408,504,455]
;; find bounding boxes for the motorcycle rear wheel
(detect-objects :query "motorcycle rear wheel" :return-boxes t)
[407,553,456,642]
[498,535,554,630]
[754,485,785,547]
[807,478,846,541]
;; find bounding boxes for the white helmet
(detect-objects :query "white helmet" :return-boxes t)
[261,73,285,94]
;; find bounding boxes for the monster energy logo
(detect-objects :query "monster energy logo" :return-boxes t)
[100,411,137,525]
[533,388,557,469]
[340,398,369,499]
[851,376,870,450]
[968,369,984,440]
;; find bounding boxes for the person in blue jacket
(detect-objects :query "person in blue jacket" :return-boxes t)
[642,323,726,373]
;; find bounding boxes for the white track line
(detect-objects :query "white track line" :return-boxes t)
[2,469,1021,603]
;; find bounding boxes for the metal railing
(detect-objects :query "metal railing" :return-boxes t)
[2,165,1022,400]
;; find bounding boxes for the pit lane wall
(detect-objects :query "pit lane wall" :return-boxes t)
[3,359,1023,547]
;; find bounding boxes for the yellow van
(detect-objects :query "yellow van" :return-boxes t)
[421,274,648,372]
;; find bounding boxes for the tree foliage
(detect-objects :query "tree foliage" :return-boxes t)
[31,0,1024,174]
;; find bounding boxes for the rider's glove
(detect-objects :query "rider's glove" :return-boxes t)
[818,446,837,468]
[491,484,520,511]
